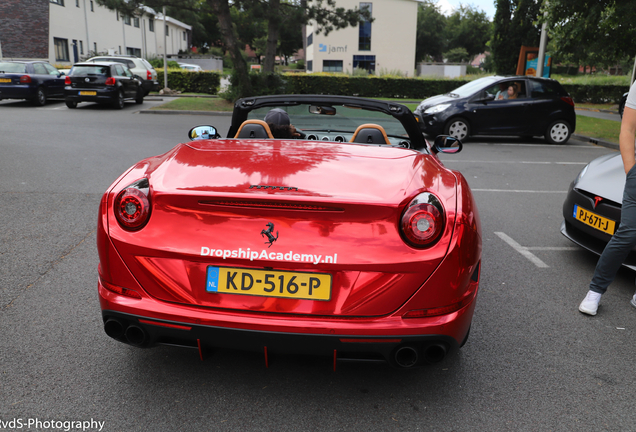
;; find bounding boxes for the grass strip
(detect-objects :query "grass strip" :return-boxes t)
[150,97,234,111]
[575,115,620,143]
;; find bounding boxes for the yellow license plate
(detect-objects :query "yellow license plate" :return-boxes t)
[79,91,96,96]
[0,78,11,83]
[206,266,331,301]
[574,204,616,235]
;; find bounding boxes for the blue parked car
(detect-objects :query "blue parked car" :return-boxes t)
[0,61,66,106]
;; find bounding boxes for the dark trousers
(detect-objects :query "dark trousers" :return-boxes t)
[590,165,636,294]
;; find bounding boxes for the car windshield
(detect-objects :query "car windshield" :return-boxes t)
[0,62,27,73]
[448,76,500,97]
[247,104,409,138]
[70,65,110,76]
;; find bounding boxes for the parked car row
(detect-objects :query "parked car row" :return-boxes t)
[0,54,158,109]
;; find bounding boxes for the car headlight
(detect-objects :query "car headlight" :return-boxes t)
[424,104,451,114]
[574,164,589,185]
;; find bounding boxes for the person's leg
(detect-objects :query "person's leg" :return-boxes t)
[580,170,636,315]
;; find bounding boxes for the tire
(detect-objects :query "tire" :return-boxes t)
[545,120,571,144]
[444,118,470,141]
[65,100,77,109]
[33,87,46,106]
[112,90,125,109]
[135,88,144,104]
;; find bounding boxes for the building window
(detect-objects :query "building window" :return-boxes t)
[90,0,94,11]
[54,38,70,61]
[183,31,186,41]
[79,40,83,55]
[94,42,97,53]
[127,47,142,57]
[50,0,64,5]
[307,60,313,72]
[124,15,131,25]
[134,17,140,28]
[119,46,122,54]
[358,2,372,51]
[307,33,313,47]
[165,25,169,36]
[149,19,154,32]
[323,60,343,72]
[353,55,375,73]
[75,0,79,7]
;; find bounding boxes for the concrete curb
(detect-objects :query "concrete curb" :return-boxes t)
[572,134,619,151]
[140,109,232,116]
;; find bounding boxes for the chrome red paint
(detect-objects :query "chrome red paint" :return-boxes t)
[97,136,481,359]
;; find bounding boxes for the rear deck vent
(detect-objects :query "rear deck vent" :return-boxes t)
[199,200,343,212]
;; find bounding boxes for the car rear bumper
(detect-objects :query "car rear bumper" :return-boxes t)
[98,278,476,367]
[65,87,118,103]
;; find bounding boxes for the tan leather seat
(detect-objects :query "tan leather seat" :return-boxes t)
[234,119,274,139]
[349,123,391,145]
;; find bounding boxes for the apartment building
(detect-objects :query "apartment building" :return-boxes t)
[0,0,191,66]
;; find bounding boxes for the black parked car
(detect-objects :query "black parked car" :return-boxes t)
[414,76,576,144]
[0,61,65,105]
[64,62,143,109]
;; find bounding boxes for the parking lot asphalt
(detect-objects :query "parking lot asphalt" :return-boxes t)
[2,98,635,431]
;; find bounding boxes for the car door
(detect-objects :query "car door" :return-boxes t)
[466,80,531,136]
[113,64,132,98]
[524,79,566,135]
[43,63,65,97]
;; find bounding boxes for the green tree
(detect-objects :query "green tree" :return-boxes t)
[415,1,446,62]
[491,0,541,75]
[542,0,636,69]
[445,5,491,60]
[444,47,470,63]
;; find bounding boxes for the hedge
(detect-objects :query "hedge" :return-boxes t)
[156,70,221,94]
[284,75,630,103]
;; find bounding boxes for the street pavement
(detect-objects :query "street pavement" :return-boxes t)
[1,98,635,431]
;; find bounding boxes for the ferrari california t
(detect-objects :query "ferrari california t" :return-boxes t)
[97,95,482,368]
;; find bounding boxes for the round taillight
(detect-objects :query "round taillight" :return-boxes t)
[105,77,116,85]
[20,75,32,83]
[64,76,71,85]
[401,202,443,247]
[115,187,150,230]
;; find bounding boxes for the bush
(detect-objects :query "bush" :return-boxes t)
[219,71,287,101]
[561,84,630,104]
[148,57,180,69]
[156,70,221,94]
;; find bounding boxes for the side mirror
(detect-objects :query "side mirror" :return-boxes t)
[188,125,220,140]
[432,135,462,154]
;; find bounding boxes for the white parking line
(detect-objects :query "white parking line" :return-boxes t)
[473,189,568,193]
[494,232,549,268]
[442,160,588,165]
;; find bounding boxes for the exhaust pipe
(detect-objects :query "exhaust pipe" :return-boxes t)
[124,325,147,346]
[423,344,447,363]
[104,319,125,340]
[394,346,419,368]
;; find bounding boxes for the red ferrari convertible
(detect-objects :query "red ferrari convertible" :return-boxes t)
[97,95,482,368]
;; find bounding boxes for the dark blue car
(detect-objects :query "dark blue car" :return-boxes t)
[0,61,66,106]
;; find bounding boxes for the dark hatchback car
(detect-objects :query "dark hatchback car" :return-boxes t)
[64,62,143,109]
[0,61,65,105]
[414,76,576,144]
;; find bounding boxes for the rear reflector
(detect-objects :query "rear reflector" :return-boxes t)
[138,319,191,330]
[101,279,142,299]
[339,338,403,343]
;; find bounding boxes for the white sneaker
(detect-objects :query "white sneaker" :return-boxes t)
[579,290,602,316]
[631,293,636,309]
